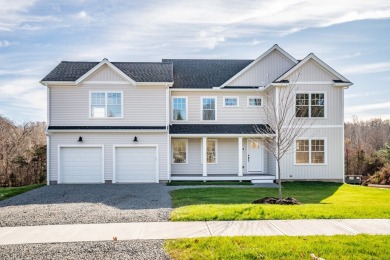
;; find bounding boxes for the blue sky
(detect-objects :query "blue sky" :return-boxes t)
[1,0,390,122]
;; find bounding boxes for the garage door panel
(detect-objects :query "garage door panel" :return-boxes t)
[60,147,103,184]
[115,147,157,183]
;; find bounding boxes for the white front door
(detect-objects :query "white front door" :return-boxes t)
[247,140,264,172]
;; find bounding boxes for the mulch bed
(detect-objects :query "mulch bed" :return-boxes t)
[252,197,301,205]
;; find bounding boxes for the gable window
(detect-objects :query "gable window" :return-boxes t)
[223,97,239,107]
[90,91,122,118]
[173,139,187,164]
[201,139,218,164]
[248,97,262,107]
[202,97,216,121]
[173,97,187,121]
[295,139,325,164]
[296,93,325,118]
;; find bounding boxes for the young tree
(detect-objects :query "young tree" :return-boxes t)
[255,82,314,199]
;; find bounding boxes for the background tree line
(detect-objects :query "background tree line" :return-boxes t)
[345,117,390,184]
[0,116,46,187]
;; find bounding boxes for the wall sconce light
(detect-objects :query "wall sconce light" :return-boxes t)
[133,136,138,142]
[77,136,83,142]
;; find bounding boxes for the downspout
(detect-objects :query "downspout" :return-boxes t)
[46,85,50,185]
[166,85,171,182]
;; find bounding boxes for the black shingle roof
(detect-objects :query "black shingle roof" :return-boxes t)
[162,59,253,88]
[48,126,166,130]
[169,124,273,134]
[41,61,173,82]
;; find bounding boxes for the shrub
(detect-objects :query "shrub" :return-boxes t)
[364,164,390,185]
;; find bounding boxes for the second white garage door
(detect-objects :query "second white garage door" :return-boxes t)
[114,146,158,183]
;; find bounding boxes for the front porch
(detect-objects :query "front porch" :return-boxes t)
[170,135,276,184]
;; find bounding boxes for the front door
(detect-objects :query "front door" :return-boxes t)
[247,140,264,172]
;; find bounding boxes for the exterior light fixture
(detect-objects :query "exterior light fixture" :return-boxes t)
[77,136,83,142]
[133,136,138,142]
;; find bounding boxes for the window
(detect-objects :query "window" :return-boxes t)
[90,92,122,118]
[202,97,216,120]
[248,97,262,107]
[173,97,187,121]
[201,139,217,164]
[223,97,239,107]
[296,93,325,118]
[173,139,187,164]
[295,139,325,164]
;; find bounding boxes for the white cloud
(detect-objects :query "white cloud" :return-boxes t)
[75,11,94,22]
[0,40,13,47]
[346,101,390,114]
[341,62,390,75]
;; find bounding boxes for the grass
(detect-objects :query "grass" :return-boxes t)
[165,235,390,260]
[167,181,253,186]
[0,184,45,201]
[170,182,390,221]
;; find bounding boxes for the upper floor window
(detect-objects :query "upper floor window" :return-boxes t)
[202,97,216,121]
[172,139,188,164]
[173,97,187,121]
[248,97,262,107]
[295,139,325,164]
[90,91,122,118]
[223,97,239,107]
[296,93,325,118]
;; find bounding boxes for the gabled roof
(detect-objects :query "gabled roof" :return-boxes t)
[41,59,173,84]
[162,59,252,89]
[274,53,351,84]
[218,44,298,88]
[169,124,273,134]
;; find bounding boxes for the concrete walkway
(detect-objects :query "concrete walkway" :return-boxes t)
[0,219,389,245]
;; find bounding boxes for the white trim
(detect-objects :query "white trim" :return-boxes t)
[112,144,159,184]
[89,91,124,119]
[223,96,239,107]
[75,59,136,85]
[40,81,76,86]
[47,129,167,133]
[200,96,217,121]
[57,145,105,184]
[295,91,327,119]
[170,88,264,92]
[238,137,243,176]
[172,96,188,122]
[202,137,207,176]
[172,139,188,165]
[275,53,350,83]
[247,96,263,107]
[341,88,345,182]
[47,87,50,126]
[275,87,279,180]
[247,139,264,172]
[46,135,50,185]
[135,82,173,87]
[282,125,343,129]
[166,88,169,128]
[294,137,327,166]
[219,44,298,88]
[168,135,171,181]
[170,134,275,138]
[283,81,335,85]
[200,139,218,164]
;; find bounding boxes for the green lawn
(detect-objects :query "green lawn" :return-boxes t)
[165,235,390,260]
[0,184,44,201]
[167,181,253,186]
[170,182,390,221]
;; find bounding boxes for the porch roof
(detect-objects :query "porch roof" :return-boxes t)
[169,124,273,135]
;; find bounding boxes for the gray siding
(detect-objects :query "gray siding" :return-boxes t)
[49,132,168,181]
[50,84,166,126]
[171,91,266,124]
[227,49,295,86]
[279,128,343,180]
[287,60,334,82]
[85,65,127,81]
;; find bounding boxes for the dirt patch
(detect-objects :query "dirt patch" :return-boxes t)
[252,197,301,205]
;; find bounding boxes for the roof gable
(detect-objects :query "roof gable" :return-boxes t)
[219,44,298,88]
[85,64,128,82]
[275,53,351,83]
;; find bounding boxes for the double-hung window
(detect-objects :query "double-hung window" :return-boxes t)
[296,93,325,118]
[248,97,262,107]
[172,139,188,164]
[173,97,187,121]
[295,139,325,164]
[201,139,217,164]
[90,92,123,118]
[202,97,216,121]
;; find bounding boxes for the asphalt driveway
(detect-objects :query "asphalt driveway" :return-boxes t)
[0,184,174,227]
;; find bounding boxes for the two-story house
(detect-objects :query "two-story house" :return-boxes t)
[41,45,352,184]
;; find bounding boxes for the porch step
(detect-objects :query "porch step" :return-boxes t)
[251,179,275,184]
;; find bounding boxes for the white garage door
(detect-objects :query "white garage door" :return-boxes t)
[114,147,157,183]
[60,147,103,184]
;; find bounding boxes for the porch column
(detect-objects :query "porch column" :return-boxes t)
[202,137,207,176]
[238,137,243,176]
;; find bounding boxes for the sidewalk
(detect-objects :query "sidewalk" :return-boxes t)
[0,219,389,245]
